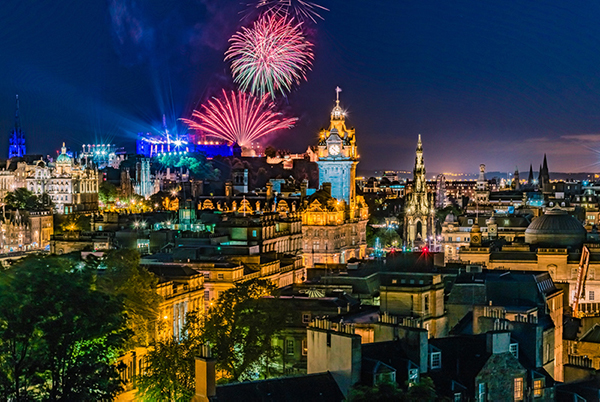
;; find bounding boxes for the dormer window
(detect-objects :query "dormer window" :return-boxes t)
[430,351,441,369]
[509,342,518,358]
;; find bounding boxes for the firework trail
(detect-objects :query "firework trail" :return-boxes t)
[226,13,314,98]
[249,0,329,23]
[182,89,298,147]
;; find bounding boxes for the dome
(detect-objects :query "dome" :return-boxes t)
[56,142,72,164]
[444,213,456,223]
[525,209,586,248]
[56,153,72,163]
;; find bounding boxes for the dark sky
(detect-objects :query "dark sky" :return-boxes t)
[2,0,600,175]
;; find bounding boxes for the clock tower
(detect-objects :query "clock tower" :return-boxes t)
[316,87,358,205]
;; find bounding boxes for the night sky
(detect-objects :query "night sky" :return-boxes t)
[2,0,600,174]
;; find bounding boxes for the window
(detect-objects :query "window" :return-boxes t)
[533,379,543,397]
[590,291,595,301]
[302,338,308,355]
[302,313,311,324]
[204,290,210,300]
[509,343,519,358]
[468,219,473,225]
[478,383,486,402]
[430,352,441,369]
[217,273,224,280]
[424,295,430,313]
[572,268,579,279]
[454,393,462,402]
[589,269,596,280]
[286,339,294,355]
[252,230,257,237]
[514,377,523,400]
[204,272,210,280]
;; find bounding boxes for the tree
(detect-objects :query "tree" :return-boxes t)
[347,381,404,402]
[0,255,129,400]
[155,152,220,180]
[98,182,118,205]
[202,279,286,381]
[346,377,437,402]
[264,146,277,158]
[3,188,51,210]
[136,312,203,402]
[96,250,162,349]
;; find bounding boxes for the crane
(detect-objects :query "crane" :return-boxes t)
[572,245,590,317]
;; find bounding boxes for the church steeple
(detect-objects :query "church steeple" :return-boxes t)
[8,94,26,159]
[413,134,426,194]
[528,164,534,185]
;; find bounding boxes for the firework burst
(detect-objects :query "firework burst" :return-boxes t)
[226,13,314,98]
[251,0,329,23]
[182,89,297,147]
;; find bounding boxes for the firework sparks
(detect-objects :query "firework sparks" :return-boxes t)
[251,0,328,23]
[182,89,297,147]
[226,13,314,98]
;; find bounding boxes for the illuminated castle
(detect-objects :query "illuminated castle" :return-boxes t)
[8,95,26,159]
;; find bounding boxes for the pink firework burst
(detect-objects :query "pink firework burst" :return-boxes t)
[251,0,329,23]
[182,89,297,147]
[225,13,314,98]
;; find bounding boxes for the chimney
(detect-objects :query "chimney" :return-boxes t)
[192,345,216,402]
[486,331,510,355]
[322,182,332,196]
[300,179,308,200]
[225,181,233,198]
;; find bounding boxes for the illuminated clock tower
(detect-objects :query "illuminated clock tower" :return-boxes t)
[316,87,358,205]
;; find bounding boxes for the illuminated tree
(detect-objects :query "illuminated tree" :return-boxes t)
[0,255,128,400]
[202,279,286,381]
[3,188,52,210]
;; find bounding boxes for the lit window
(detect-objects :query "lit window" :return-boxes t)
[533,379,543,397]
[217,273,224,280]
[514,377,523,401]
[204,290,210,300]
[509,343,518,358]
[590,291,595,301]
[287,339,294,355]
[430,352,441,369]
[478,383,486,402]
[302,313,311,324]
[302,338,308,356]
[252,230,257,237]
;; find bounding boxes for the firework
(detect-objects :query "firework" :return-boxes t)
[251,0,328,23]
[226,13,314,98]
[182,89,297,147]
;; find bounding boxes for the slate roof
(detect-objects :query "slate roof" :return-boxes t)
[215,372,344,402]
[579,324,600,343]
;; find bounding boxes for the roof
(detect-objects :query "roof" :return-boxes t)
[215,372,344,402]
[579,324,600,343]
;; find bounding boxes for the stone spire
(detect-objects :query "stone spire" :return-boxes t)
[513,166,520,190]
[413,134,426,194]
[527,164,534,185]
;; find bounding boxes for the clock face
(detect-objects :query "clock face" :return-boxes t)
[329,144,340,156]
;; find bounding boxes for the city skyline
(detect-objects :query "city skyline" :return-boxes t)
[2,1,600,173]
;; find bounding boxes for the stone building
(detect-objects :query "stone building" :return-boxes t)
[302,90,368,267]
[404,135,435,248]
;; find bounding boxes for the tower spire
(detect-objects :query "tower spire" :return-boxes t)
[8,94,26,159]
[15,94,20,130]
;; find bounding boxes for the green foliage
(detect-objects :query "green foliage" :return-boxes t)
[137,278,285,400]
[136,312,203,402]
[98,182,118,204]
[3,188,52,210]
[436,205,462,223]
[156,152,220,180]
[347,377,437,402]
[0,255,129,400]
[367,226,402,248]
[347,381,404,402]
[96,250,162,349]
[202,279,286,381]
